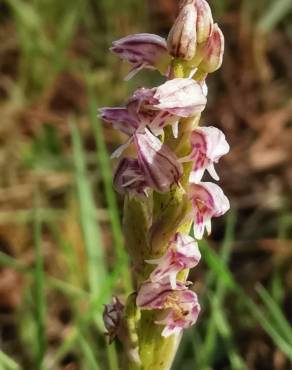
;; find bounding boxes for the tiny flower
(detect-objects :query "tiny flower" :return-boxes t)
[157,289,200,337]
[134,128,183,193]
[103,297,124,343]
[111,33,169,80]
[113,157,148,197]
[188,182,230,239]
[136,279,200,337]
[199,23,224,73]
[167,4,197,61]
[152,78,207,117]
[146,232,201,288]
[128,79,207,137]
[181,126,230,183]
[99,107,139,136]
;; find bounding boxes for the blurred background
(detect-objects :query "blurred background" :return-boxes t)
[0,0,291,369]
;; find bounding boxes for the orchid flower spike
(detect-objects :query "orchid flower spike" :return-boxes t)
[146,233,201,288]
[110,33,170,80]
[180,126,230,183]
[136,279,200,337]
[188,181,230,239]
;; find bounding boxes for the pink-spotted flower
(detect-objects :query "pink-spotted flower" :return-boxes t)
[146,233,201,288]
[110,33,170,80]
[103,297,124,343]
[129,78,207,137]
[134,128,183,193]
[113,157,148,197]
[180,126,230,183]
[188,182,230,239]
[136,279,200,337]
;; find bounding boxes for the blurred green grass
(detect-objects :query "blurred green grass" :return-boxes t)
[0,0,291,369]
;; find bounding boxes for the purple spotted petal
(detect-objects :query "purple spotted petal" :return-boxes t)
[134,128,183,193]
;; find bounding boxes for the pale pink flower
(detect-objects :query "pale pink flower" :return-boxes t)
[181,126,229,183]
[157,289,200,337]
[152,78,207,118]
[134,128,183,193]
[100,79,207,142]
[136,279,200,337]
[110,33,169,80]
[188,182,230,239]
[146,233,201,288]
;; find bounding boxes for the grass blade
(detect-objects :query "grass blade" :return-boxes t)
[200,242,292,361]
[71,121,107,299]
[256,284,292,345]
[33,197,47,370]
[258,0,292,32]
[0,351,20,370]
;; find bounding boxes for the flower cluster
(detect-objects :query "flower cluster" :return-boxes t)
[102,0,230,344]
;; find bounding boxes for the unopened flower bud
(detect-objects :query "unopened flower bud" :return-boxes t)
[167,4,197,61]
[196,0,213,44]
[199,23,224,73]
